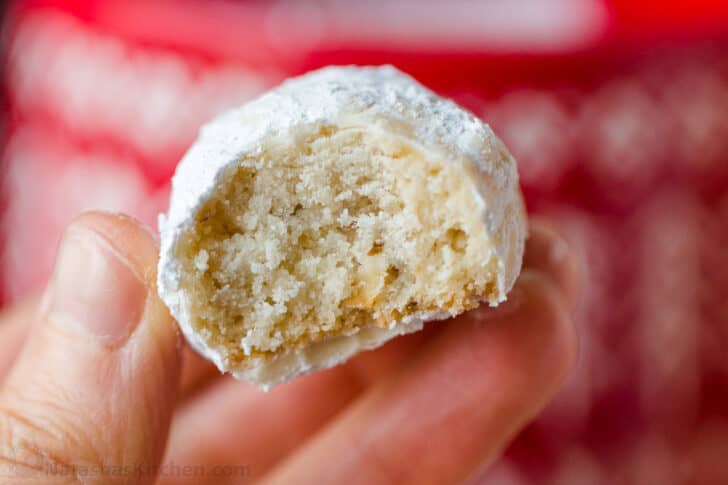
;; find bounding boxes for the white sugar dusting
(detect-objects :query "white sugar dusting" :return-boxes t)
[157,66,526,388]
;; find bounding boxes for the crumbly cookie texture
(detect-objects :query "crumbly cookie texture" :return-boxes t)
[158,65,526,389]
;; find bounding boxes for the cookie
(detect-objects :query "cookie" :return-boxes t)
[158,66,526,389]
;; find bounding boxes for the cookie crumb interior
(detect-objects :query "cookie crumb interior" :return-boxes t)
[175,126,498,363]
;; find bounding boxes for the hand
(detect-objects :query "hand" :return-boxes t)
[0,212,577,484]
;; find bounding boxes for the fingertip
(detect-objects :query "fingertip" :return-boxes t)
[523,219,581,310]
[71,210,160,288]
[65,210,182,365]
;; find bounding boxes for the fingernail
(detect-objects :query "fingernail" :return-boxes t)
[48,226,147,344]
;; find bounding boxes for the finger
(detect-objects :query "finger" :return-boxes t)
[342,328,432,386]
[0,212,182,484]
[159,366,364,484]
[524,219,580,307]
[261,270,577,485]
[0,294,39,382]
[161,317,443,484]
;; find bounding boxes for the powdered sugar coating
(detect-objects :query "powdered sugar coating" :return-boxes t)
[158,65,526,388]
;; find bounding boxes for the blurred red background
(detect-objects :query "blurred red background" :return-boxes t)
[1,1,727,483]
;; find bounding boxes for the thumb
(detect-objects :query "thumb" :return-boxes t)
[0,212,182,484]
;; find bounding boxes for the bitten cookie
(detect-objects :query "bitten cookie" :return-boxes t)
[158,65,526,389]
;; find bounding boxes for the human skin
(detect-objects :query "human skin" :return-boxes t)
[0,212,578,484]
